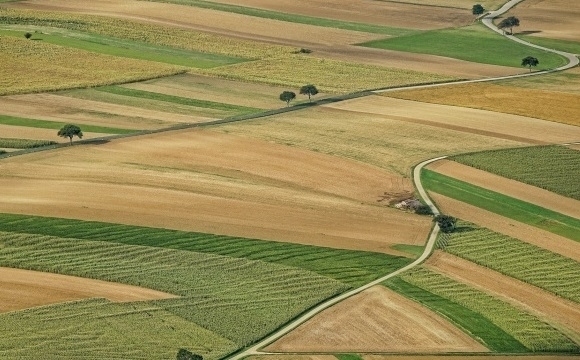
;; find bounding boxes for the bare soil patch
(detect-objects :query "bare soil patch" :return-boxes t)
[327,95,580,144]
[0,130,430,255]
[0,124,108,143]
[426,251,580,344]
[427,159,580,218]
[373,0,505,10]
[364,353,576,360]
[385,83,580,126]
[265,285,487,353]
[505,0,580,42]
[430,193,580,262]
[0,267,177,313]
[208,0,472,29]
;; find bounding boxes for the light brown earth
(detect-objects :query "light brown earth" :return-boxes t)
[250,356,577,360]
[0,124,107,143]
[371,0,506,10]
[430,193,580,262]
[325,95,580,144]
[505,0,580,42]
[7,0,520,79]
[384,83,580,126]
[208,0,473,29]
[0,130,430,255]
[0,93,209,130]
[264,286,487,353]
[426,252,580,344]
[427,159,580,218]
[0,267,177,313]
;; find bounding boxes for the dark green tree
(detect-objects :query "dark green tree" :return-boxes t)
[472,4,485,16]
[521,56,539,72]
[433,214,457,233]
[24,32,32,39]
[57,124,83,145]
[176,349,202,360]
[498,16,520,34]
[300,84,318,102]
[279,91,296,107]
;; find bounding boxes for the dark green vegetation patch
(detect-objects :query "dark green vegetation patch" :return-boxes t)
[452,145,580,200]
[0,138,57,149]
[421,169,580,241]
[438,221,580,303]
[361,25,566,69]
[0,115,137,135]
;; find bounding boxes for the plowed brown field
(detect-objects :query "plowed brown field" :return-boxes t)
[426,252,580,344]
[250,355,576,360]
[427,160,580,218]
[325,95,580,143]
[265,286,487,353]
[0,130,430,255]
[384,83,580,126]
[0,267,177,313]
[430,193,580,262]
[504,0,580,41]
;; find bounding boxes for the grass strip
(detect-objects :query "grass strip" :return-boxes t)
[393,268,579,352]
[361,24,567,69]
[519,35,580,55]
[0,213,410,288]
[421,169,580,241]
[451,145,580,200]
[0,138,57,148]
[384,277,527,352]
[97,86,261,114]
[0,29,244,68]
[0,115,138,135]
[144,0,416,36]
[438,221,580,303]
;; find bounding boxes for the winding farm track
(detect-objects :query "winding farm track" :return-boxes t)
[227,0,580,358]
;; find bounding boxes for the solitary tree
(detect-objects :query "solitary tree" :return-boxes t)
[176,349,202,360]
[300,84,318,102]
[433,214,457,233]
[24,32,32,39]
[472,4,485,16]
[279,91,296,107]
[498,16,520,34]
[57,124,83,145]
[521,56,539,72]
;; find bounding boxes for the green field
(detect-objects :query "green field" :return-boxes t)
[437,221,580,303]
[144,0,416,36]
[0,138,57,149]
[387,268,579,352]
[421,169,580,241]
[0,29,244,68]
[0,115,138,135]
[451,145,580,200]
[96,86,261,115]
[361,24,567,69]
[520,35,580,55]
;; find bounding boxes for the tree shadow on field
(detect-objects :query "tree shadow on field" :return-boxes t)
[519,30,542,36]
[79,139,110,146]
[453,225,477,234]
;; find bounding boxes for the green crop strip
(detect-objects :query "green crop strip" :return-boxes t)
[0,138,57,148]
[361,24,567,69]
[0,213,410,288]
[143,0,416,36]
[384,278,527,352]
[421,169,580,241]
[452,145,580,200]
[0,29,244,68]
[0,115,137,135]
[97,86,261,114]
[437,221,580,303]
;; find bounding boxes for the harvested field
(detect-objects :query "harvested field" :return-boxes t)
[427,159,580,218]
[206,0,473,29]
[0,124,109,143]
[500,67,580,95]
[372,0,506,10]
[265,285,487,353]
[430,194,580,262]
[217,105,523,177]
[0,130,431,255]
[0,93,207,131]
[326,95,580,143]
[426,252,580,344]
[0,267,177,313]
[384,83,580,126]
[504,0,580,42]
[253,356,574,360]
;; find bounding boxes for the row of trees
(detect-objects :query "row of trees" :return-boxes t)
[279,84,318,107]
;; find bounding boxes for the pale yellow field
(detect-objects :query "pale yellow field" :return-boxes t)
[373,0,506,10]
[383,83,580,126]
[0,35,185,96]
